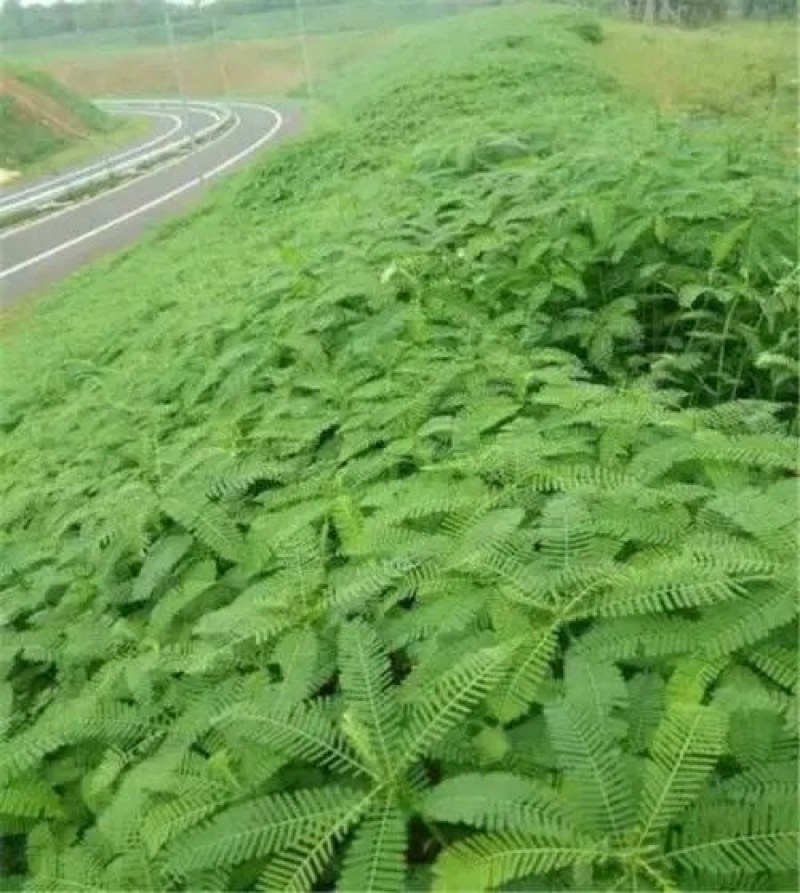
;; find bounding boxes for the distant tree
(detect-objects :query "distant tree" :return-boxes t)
[742,0,798,17]
[624,0,726,22]
[592,0,796,21]
[51,1,78,34]
[1,0,27,39]
[678,0,727,23]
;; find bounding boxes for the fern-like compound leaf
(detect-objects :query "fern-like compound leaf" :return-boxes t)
[225,700,368,777]
[336,797,407,892]
[422,772,573,832]
[544,701,635,841]
[257,789,376,892]
[129,534,193,604]
[338,620,400,775]
[489,625,558,722]
[637,703,729,845]
[399,644,511,766]
[163,785,364,878]
[0,776,63,820]
[662,801,799,878]
[161,492,244,562]
[432,830,608,892]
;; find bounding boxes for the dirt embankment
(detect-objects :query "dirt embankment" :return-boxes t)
[42,32,388,98]
[1,72,89,139]
[0,68,111,171]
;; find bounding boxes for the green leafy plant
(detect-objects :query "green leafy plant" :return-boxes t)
[568,19,605,44]
[0,4,797,891]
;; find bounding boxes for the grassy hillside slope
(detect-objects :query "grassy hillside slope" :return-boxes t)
[596,18,796,149]
[0,5,797,891]
[0,65,112,171]
[36,30,385,99]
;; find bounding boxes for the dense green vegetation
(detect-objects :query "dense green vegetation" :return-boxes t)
[0,4,797,891]
[0,98,64,171]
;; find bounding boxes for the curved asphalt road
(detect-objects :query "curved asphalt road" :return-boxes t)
[0,101,226,218]
[0,100,296,307]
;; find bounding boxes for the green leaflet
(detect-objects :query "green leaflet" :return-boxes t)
[130,534,194,604]
[338,620,400,774]
[163,786,366,877]
[636,703,730,844]
[161,492,244,562]
[433,831,609,892]
[422,772,574,831]
[661,800,799,877]
[0,778,63,820]
[336,798,406,893]
[544,700,635,840]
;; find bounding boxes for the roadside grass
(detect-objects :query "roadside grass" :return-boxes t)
[595,18,797,145]
[9,114,149,184]
[0,3,796,890]
[0,95,70,170]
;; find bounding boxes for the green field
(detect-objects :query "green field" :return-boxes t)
[8,115,149,184]
[0,3,797,892]
[596,17,797,148]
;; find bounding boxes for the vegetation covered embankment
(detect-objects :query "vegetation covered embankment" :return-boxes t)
[0,5,797,891]
[0,65,113,173]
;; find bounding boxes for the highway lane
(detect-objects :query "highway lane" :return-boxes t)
[0,100,296,308]
[0,101,225,217]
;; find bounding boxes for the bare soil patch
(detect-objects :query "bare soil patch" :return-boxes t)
[1,73,89,138]
[44,33,387,99]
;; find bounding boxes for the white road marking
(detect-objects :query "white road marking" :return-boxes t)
[0,112,183,211]
[0,103,229,218]
[1,106,241,239]
[0,104,284,281]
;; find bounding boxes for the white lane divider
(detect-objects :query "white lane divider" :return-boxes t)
[0,102,232,220]
[0,104,284,282]
[0,112,183,212]
[1,109,243,241]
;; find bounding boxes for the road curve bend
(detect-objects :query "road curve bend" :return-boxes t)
[0,101,228,220]
[0,99,296,308]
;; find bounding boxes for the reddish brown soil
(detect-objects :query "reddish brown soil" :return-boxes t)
[1,73,89,139]
[42,33,387,99]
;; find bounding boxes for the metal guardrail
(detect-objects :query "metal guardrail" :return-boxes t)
[0,100,234,224]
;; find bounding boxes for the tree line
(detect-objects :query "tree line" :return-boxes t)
[0,0,445,42]
[1,0,796,43]
[623,0,796,25]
